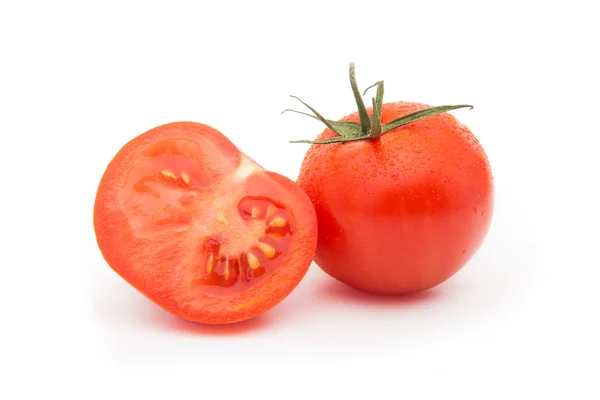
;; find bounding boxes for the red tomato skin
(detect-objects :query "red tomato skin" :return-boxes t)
[297,102,494,295]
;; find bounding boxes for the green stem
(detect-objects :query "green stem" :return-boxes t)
[284,63,473,145]
[349,63,371,136]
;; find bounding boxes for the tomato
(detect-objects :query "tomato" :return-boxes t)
[290,64,493,295]
[93,122,317,324]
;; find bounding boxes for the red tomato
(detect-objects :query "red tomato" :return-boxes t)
[94,122,317,324]
[292,65,493,295]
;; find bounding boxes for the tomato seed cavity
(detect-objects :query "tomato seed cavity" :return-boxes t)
[194,197,294,293]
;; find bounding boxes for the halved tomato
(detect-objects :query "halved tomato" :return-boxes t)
[93,122,317,324]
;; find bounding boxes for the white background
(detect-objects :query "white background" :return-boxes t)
[1,0,598,398]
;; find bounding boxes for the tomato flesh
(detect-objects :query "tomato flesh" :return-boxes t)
[94,122,317,324]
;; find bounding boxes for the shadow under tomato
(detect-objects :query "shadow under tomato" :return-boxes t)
[316,277,443,307]
[161,309,276,336]
[92,269,277,337]
[165,277,323,334]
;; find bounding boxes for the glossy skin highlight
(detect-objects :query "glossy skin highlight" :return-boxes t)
[94,122,317,324]
[297,102,494,295]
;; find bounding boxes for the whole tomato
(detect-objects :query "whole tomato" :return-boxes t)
[288,64,493,295]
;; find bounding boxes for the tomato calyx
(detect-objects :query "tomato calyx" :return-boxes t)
[284,62,474,144]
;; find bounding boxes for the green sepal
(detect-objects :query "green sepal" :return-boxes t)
[286,96,338,135]
[284,63,474,145]
[367,81,385,138]
[289,135,369,145]
[281,108,363,139]
[362,81,382,96]
[381,104,474,134]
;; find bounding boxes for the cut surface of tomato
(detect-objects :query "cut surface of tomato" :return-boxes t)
[94,122,317,324]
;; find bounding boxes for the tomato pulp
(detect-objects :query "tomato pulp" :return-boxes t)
[94,122,317,324]
[297,102,494,295]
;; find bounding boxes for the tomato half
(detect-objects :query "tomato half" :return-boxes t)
[94,122,317,324]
